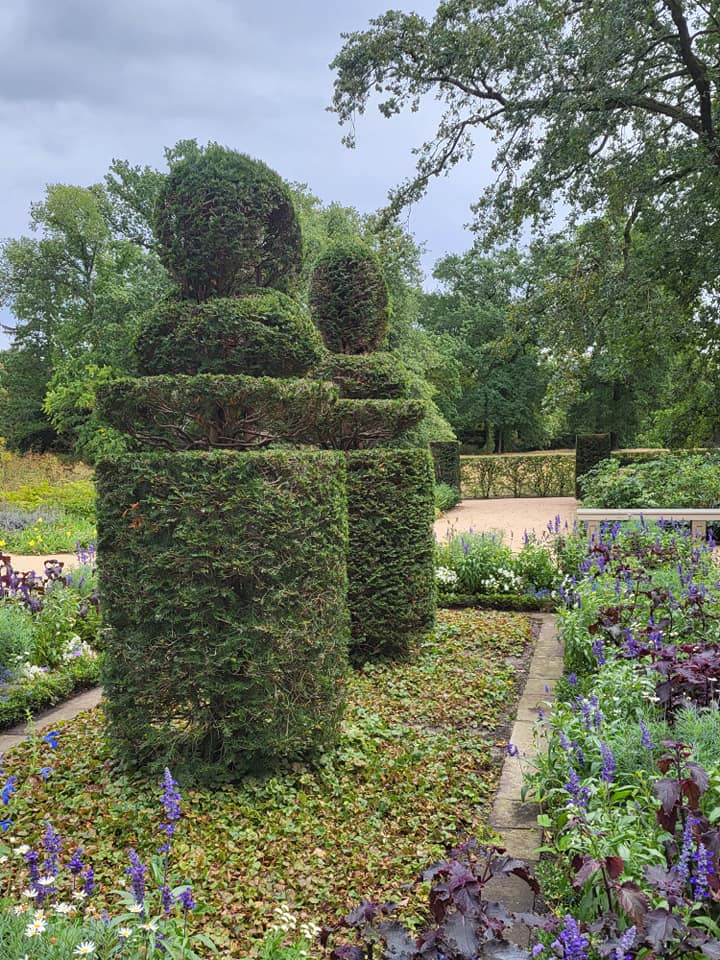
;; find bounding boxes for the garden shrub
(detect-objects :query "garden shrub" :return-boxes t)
[430,441,461,491]
[314,351,408,398]
[575,433,612,496]
[135,293,322,378]
[96,449,350,779]
[346,449,436,663]
[309,238,389,354]
[98,375,338,451]
[580,453,720,508]
[154,143,302,299]
[460,453,575,498]
[0,603,33,666]
[0,479,95,520]
[434,482,461,513]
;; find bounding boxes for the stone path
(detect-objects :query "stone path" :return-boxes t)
[0,687,103,755]
[484,613,562,939]
[435,496,577,551]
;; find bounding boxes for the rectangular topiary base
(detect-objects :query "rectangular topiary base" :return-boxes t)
[346,449,436,663]
[96,449,349,780]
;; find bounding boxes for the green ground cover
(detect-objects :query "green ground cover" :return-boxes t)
[0,608,533,958]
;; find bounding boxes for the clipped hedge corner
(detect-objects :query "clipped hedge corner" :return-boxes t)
[346,449,436,663]
[96,449,349,780]
[576,433,612,497]
[430,441,461,491]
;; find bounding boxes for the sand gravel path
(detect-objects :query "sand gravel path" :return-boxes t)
[2,552,79,573]
[434,497,578,551]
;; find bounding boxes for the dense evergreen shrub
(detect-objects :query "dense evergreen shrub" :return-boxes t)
[314,351,408,398]
[314,399,425,450]
[309,239,389,354]
[575,433,612,496]
[430,441,461,490]
[154,144,302,299]
[97,375,338,450]
[346,449,436,663]
[96,449,349,779]
[135,294,322,378]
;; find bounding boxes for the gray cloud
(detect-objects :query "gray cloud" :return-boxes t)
[0,0,495,346]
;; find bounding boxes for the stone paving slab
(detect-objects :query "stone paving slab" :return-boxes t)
[486,613,561,931]
[0,687,102,754]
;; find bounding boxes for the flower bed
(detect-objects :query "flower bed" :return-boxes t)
[0,553,100,729]
[524,521,720,957]
[435,525,563,612]
[0,609,534,957]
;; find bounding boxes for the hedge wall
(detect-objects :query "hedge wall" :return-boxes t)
[460,453,575,499]
[430,441,461,491]
[96,449,349,780]
[346,449,436,663]
[575,434,612,496]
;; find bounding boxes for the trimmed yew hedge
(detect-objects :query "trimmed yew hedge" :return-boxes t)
[461,453,575,499]
[430,441,461,491]
[136,294,322,378]
[96,449,350,780]
[575,433,612,496]
[314,351,408,399]
[97,375,337,451]
[346,449,436,663]
[309,238,389,354]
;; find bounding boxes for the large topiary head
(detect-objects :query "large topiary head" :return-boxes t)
[309,238,389,354]
[154,143,302,301]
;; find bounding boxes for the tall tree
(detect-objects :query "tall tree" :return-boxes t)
[331,1,720,252]
[0,180,169,454]
[421,247,547,451]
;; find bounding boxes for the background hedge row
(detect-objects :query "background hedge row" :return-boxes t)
[461,452,576,498]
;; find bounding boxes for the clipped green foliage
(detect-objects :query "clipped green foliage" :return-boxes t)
[314,351,409,399]
[312,399,425,450]
[97,375,338,451]
[154,144,302,299]
[96,449,349,780]
[576,433,612,496]
[135,294,322,378]
[346,449,436,663]
[461,453,575,499]
[430,441,461,490]
[309,238,389,354]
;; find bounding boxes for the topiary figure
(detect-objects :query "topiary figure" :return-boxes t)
[135,293,322,378]
[154,143,302,300]
[309,238,389,354]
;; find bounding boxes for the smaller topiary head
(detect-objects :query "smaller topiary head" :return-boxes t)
[309,238,389,354]
[154,143,302,301]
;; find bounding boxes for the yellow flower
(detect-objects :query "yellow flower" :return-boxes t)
[28,540,35,547]
[37,517,43,523]
[0,540,5,548]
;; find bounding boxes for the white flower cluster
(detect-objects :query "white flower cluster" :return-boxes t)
[481,569,522,593]
[435,566,459,586]
[61,638,97,662]
[269,903,321,942]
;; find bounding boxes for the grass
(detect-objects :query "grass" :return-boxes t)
[0,609,534,957]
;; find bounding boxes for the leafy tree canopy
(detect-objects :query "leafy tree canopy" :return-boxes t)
[331,1,720,286]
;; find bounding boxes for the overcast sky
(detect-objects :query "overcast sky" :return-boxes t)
[0,0,497,347]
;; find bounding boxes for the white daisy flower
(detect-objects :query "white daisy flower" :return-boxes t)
[74,943,96,956]
[127,902,143,914]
